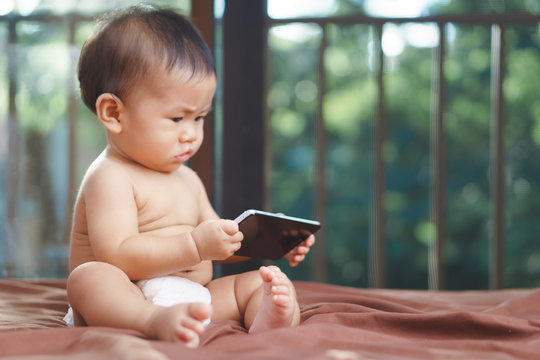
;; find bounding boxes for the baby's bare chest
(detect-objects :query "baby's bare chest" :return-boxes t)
[133,172,200,232]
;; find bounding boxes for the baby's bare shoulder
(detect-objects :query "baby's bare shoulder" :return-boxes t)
[80,155,133,194]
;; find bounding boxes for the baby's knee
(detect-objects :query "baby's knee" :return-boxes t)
[68,261,116,282]
[66,262,126,300]
[233,270,265,296]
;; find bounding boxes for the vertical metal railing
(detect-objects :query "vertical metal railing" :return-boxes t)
[2,9,538,285]
[313,25,328,283]
[429,22,446,290]
[5,18,19,277]
[64,16,78,250]
[268,13,540,289]
[370,23,386,288]
[490,23,505,290]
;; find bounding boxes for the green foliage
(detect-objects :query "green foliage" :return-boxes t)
[0,1,190,278]
[268,1,540,289]
[2,0,540,287]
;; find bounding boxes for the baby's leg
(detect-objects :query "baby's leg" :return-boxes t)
[207,265,299,332]
[67,262,211,347]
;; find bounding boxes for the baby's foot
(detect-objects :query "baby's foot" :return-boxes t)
[249,266,300,333]
[145,302,212,347]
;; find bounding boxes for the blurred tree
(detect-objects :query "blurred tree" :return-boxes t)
[267,0,540,289]
[0,0,189,278]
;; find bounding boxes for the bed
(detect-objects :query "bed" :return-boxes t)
[1,278,540,359]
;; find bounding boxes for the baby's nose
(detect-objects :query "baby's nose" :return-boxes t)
[179,127,195,142]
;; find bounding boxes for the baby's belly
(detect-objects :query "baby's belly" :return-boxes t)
[172,260,213,285]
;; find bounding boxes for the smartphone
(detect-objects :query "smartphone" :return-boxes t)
[234,209,321,260]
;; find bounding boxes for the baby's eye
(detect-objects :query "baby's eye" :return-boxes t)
[195,116,206,122]
[171,117,183,122]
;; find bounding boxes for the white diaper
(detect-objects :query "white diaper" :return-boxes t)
[137,276,212,310]
[63,307,74,327]
[64,276,211,327]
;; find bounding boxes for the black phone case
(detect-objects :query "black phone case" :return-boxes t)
[234,210,321,260]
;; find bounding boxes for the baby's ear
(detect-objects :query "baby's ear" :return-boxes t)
[95,93,124,134]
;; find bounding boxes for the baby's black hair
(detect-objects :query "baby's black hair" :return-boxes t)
[78,4,215,113]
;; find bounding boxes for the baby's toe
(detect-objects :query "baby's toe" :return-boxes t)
[272,294,293,308]
[266,264,280,271]
[271,284,291,296]
[259,266,275,282]
[187,303,212,321]
[175,328,200,348]
[180,317,205,334]
[271,272,291,287]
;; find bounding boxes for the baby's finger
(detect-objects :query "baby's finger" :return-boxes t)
[295,246,309,255]
[231,231,244,243]
[287,256,301,267]
[220,219,240,235]
[305,235,315,246]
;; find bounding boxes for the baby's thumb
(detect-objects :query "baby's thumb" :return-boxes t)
[220,219,239,235]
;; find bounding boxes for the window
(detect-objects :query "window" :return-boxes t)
[0,0,190,277]
[3,0,540,291]
[261,0,540,289]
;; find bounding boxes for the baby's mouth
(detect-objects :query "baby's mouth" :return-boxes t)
[175,150,192,162]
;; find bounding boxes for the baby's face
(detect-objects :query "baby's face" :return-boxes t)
[114,68,216,173]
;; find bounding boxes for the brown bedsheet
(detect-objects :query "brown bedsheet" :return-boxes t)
[1,279,540,359]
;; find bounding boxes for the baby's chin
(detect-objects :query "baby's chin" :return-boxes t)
[138,161,184,173]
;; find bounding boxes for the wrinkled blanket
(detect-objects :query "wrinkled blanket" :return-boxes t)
[1,279,540,359]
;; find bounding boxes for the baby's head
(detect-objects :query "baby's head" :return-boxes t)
[78,4,214,113]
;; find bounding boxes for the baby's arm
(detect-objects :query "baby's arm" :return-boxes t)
[84,164,242,280]
[192,168,251,265]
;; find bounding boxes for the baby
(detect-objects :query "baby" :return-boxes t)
[65,4,314,348]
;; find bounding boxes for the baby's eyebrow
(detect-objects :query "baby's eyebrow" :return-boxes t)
[173,105,214,113]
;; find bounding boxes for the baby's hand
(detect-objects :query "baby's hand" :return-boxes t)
[192,219,243,261]
[284,234,315,267]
